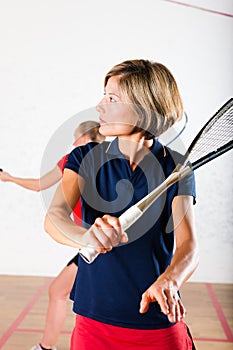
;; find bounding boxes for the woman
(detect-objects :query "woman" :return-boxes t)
[1,121,105,350]
[44,59,199,350]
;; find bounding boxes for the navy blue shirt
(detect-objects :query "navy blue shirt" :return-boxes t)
[65,138,196,329]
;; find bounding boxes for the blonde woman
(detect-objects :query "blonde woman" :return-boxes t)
[45,60,199,350]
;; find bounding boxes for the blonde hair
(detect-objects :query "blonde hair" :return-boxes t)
[104,59,184,139]
[78,120,105,142]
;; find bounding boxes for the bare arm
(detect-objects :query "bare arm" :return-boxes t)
[44,168,127,250]
[160,195,199,287]
[44,168,87,248]
[0,166,62,191]
[140,195,199,322]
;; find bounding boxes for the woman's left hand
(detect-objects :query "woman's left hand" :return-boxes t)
[139,278,186,323]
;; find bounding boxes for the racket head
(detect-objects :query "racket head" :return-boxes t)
[183,98,233,168]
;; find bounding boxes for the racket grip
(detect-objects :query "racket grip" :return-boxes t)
[79,205,143,264]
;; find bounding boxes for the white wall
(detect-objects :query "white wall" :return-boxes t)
[0,0,232,282]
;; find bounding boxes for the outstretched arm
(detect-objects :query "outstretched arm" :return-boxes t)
[0,166,62,191]
[140,195,199,322]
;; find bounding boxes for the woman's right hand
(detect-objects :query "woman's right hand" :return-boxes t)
[85,214,128,253]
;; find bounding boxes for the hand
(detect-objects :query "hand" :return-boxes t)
[139,278,186,323]
[0,170,11,182]
[86,214,128,254]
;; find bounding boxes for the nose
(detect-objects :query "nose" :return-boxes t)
[96,96,106,113]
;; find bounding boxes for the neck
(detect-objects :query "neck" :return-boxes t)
[118,134,153,170]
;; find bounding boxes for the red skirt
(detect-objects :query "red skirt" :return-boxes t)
[70,315,195,350]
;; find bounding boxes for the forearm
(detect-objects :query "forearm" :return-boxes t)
[140,239,199,321]
[6,176,40,191]
[161,195,199,289]
[159,239,199,289]
[44,212,87,248]
[140,196,198,321]
[44,180,88,249]
[0,166,62,191]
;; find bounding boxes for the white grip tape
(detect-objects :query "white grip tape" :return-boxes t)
[119,205,143,231]
[79,205,143,264]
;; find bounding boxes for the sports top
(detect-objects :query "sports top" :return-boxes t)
[65,138,196,330]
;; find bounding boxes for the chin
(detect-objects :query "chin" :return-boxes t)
[99,124,114,136]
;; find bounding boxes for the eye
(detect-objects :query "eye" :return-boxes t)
[109,96,116,103]
[103,92,118,103]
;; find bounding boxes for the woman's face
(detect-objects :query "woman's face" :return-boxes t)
[96,76,138,137]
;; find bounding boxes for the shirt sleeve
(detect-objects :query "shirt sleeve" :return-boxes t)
[176,170,196,204]
[165,147,196,205]
[64,147,89,179]
[57,154,69,172]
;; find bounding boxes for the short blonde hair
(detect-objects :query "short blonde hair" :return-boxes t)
[104,59,184,139]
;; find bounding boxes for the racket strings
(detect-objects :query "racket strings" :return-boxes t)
[188,105,233,164]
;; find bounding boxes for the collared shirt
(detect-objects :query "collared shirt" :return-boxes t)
[65,138,196,330]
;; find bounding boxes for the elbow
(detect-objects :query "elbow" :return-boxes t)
[44,211,63,245]
[29,179,41,192]
[44,212,61,245]
[44,213,52,235]
[35,181,42,192]
[34,179,43,192]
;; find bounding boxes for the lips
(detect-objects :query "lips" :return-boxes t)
[99,117,106,124]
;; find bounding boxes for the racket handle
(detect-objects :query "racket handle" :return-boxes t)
[79,205,143,263]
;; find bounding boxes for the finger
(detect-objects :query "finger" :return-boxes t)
[87,226,109,253]
[92,223,114,251]
[87,218,116,253]
[177,298,186,319]
[154,290,170,316]
[176,300,181,322]
[95,217,119,246]
[168,297,183,323]
[165,289,176,322]
[166,291,185,323]
[139,292,151,313]
[102,215,128,244]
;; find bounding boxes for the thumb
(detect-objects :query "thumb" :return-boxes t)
[120,232,128,243]
[139,292,151,314]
